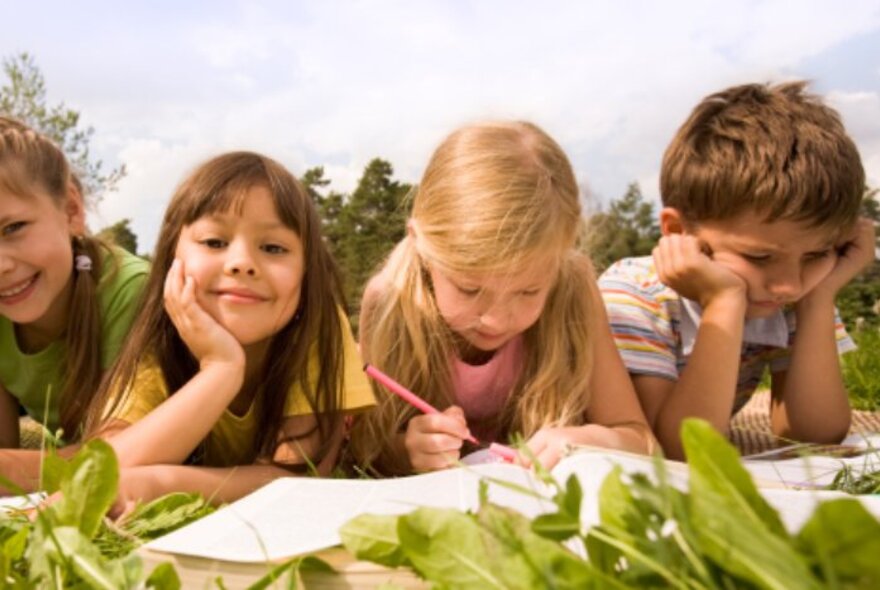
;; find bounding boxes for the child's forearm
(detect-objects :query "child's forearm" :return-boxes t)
[0,446,80,494]
[123,463,296,506]
[106,362,244,467]
[775,296,850,442]
[655,297,745,460]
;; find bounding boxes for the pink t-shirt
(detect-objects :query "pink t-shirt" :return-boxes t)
[450,335,524,442]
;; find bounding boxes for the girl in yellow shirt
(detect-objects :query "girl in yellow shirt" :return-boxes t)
[85,152,374,515]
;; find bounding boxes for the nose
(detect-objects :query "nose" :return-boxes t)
[766,266,801,300]
[223,242,258,277]
[478,299,511,333]
[0,251,13,274]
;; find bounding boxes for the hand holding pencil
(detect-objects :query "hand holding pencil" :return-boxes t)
[364,364,517,471]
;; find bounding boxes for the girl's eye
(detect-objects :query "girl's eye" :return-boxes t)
[519,289,541,297]
[456,285,480,297]
[262,243,288,254]
[200,238,227,249]
[2,221,27,237]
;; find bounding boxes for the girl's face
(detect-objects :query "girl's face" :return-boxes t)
[0,186,84,340]
[174,185,305,347]
[429,254,558,353]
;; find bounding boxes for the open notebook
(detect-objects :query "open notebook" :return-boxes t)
[139,444,880,590]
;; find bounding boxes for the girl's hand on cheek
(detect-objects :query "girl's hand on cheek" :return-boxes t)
[653,235,747,310]
[164,259,244,370]
[404,406,470,472]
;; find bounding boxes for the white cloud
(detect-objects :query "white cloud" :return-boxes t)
[10,0,870,249]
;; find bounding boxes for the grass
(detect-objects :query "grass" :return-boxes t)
[843,329,880,411]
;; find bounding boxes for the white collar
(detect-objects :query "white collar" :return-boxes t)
[679,297,790,356]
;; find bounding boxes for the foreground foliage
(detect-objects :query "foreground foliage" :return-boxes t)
[341,420,880,589]
[0,440,210,589]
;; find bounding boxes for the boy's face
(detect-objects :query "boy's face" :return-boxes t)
[673,211,839,319]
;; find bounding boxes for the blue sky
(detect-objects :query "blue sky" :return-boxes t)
[3,0,879,251]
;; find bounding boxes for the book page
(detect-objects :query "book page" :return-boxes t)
[550,450,690,528]
[145,464,549,563]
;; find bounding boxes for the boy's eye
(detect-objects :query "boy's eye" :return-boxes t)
[519,289,541,297]
[455,285,480,297]
[262,243,288,254]
[742,253,770,264]
[805,250,831,262]
[200,238,227,249]
[2,221,27,236]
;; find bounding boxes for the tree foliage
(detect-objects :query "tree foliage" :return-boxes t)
[96,218,138,255]
[0,52,125,206]
[305,160,411,331]
[585,182,660,273]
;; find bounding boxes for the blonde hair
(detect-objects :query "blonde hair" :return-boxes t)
[661,81,864,234]
[350,121,598,475]
[0,116,109,442]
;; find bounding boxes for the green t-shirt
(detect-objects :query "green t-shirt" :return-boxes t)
[0,246,149,433]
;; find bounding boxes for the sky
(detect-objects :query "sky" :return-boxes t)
[3,0,880,252]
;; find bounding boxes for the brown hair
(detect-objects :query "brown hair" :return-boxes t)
[87,151,347,464]
[661,81,864,233]
[349,121,598,475]
[0,116,109,441]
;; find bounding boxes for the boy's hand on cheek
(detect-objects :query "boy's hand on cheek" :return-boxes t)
[811,218,876,302]
[404,406,470,472]
[164,259,244,370]
[653,235,747,310]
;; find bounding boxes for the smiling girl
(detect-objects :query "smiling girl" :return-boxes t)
[0,116,148,480]
[84,152,374,513]
[349,121,653,476]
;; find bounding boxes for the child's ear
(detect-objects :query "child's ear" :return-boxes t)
[64,180,87,235]
[659,207,685,236]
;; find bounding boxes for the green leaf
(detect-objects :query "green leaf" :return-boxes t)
[144,562,181,589]
[478,503,599,589]
[397,507,507,589]
[531,512,581,541]
[340,513,408,568]
[120,492,213,540]
[796,498,880,587]
[53,439,119,538]
[682,419,822,590]
[38,451,68,494]
[41,526,133,589]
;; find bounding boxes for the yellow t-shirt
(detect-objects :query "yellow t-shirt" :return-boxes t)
[111,314,374,466]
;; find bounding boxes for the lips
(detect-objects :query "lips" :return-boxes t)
[0,274,38,303]
[214,287,267,303]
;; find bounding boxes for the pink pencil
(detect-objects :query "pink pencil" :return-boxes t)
[364,363,484,444]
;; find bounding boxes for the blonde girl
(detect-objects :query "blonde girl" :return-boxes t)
[350,121,652,476]
[0,116,148,491]
[85,151,374,513]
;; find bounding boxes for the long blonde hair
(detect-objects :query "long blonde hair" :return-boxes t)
[350,121,598,475]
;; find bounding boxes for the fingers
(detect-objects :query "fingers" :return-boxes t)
[405,409,470,472]
[521,429,568,470]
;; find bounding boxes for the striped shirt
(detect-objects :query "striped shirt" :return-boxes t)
[598,256,856,415]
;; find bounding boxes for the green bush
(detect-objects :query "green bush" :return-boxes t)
[843,329,880,411]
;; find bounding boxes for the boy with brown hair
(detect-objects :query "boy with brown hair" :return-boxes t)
[599,81,876,459]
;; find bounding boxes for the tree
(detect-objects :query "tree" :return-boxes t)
[304,160,411,330]
[96,218,138,255]
[586,182,660,272]
[337,159,411,323]
[0,52,124,206]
